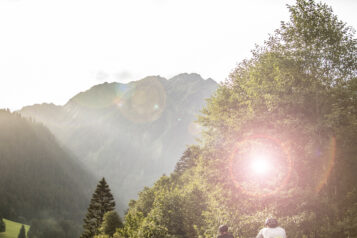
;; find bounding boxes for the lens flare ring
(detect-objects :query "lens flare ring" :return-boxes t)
[114,78,167,124]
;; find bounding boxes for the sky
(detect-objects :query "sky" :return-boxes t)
[0,0,356,111]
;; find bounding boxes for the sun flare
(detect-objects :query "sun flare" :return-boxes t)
[251,155,271,175]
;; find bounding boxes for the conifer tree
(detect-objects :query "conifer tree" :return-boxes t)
[0,217,5,232]
[17,224,26,238]
[81,178,116,238]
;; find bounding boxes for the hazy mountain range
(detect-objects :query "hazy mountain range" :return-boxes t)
[19,73,218,209]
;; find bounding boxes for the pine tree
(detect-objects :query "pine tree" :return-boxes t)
[17,224,26,238]
[81,178,116,238]
[0,217,5,232]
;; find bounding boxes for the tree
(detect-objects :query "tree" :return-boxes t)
[118,0,357,237]
[99,211,123,237]
[174,145,201,175]
[17,224,26,238]
[196,0,357,236]
[0,217,5,232]
[81,178,116,238]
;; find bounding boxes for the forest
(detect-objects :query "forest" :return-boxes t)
[92,0,355,237]
[0,110,95,237]
[1,0,356,237]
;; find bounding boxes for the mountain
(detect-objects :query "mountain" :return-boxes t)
[0,110,95,223]
[19,73,218,208]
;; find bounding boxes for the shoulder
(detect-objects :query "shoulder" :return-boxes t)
[256,228,266,238]
[259,228,268,233]
[277,227,286,233]
[258,228,267,236]
[269,227,286,236]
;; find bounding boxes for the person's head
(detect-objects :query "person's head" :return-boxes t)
[265,218,278,228]
[219,225,229,234]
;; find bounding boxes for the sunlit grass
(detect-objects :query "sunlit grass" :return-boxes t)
[0,219,30,238]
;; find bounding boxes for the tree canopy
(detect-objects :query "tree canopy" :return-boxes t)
[114,0,357,237]
[96,211,123,238]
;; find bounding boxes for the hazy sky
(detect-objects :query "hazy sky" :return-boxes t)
[0,0,356,110]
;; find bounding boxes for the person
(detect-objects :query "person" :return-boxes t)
[217,225,234,238]
[256,218,286,238]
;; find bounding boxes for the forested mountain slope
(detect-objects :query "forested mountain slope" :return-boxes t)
[0,110,95,224]
[19,73,218,207]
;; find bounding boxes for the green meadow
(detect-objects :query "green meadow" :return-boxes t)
[0,219,30,238]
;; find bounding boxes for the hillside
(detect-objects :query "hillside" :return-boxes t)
[0,110,95,224]
[19,73,218,207]
[0,219,29,238]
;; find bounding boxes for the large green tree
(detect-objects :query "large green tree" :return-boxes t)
[198,0,356,236]
[81,178,116,238]
[117,0,357,237]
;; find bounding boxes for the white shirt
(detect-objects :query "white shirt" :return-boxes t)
[256,227,287,238]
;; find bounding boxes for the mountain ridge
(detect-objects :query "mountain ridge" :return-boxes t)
[19,73,218,208]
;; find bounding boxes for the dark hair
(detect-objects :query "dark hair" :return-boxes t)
[219,225,228,233]
[265,218,278,228]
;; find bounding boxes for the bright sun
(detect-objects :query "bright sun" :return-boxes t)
[250,154,271,175]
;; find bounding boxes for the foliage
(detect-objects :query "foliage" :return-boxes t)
[115,173,208,238]
[0,218,4,233]
[174,146,201,175]
[17,225,26,238]
[118,0,357,237]
[0,217,5,233]
[81,178,116,238]
[98,211,123,237]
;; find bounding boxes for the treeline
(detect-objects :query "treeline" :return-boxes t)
[98,0,356,237]
[0,110,96,237]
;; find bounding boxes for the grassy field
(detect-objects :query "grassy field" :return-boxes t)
[0,219,30,238]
